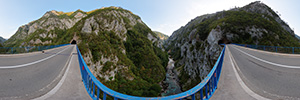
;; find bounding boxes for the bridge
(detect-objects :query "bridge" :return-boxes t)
[0,44,299,100]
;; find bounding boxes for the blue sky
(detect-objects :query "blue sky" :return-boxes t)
[0,0,299,39]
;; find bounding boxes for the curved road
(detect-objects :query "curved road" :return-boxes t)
[211,44,300,100]
[3,43,299,100]
[0,45,89,100]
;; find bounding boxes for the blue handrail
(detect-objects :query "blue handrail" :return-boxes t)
[0,44,70,54]
[76,45,226,100]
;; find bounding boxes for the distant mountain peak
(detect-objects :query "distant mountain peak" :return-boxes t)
[242,1,278,17]
[0,36,6,44]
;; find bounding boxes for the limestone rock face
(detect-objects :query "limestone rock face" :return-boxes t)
[241,1,294,36]
[0,36,6,44]
[164,1,300,91]
[4,6,169,97]
[78,8,159,81]
[5,10,87,46]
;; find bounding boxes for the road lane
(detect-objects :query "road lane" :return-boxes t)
[233,45,300,67]
[0,46,71,66]
[210,46,256,100]
[228,45,300,99]
[0,45,74,100]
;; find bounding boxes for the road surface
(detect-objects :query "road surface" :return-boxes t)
[0,45,90,100]
[211,44,300,100]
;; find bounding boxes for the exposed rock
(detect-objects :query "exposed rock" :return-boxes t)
[34,39,42,44]
[164,1,300,91]
[4,6,168,97]
[4,9,87,47]
[0,36,6,44]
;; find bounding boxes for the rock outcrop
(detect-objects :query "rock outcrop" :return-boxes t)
[4,10,87,47]
[4,7,168,97]
[164,1,300,91]
[0,36,6,45]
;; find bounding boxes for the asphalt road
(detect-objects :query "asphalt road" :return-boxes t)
[0,45,74,100]
[226,44,300,99]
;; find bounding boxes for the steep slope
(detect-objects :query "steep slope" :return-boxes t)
[0,36,6,45]
[296,34,300,41]
[153,31,169,49]
[5,7,168,97]
[74,7,168,96]
[154,31,169,41]
[164,1,300,91]
[4,10,87,47]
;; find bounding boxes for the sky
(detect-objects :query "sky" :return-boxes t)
[0,0,299,39]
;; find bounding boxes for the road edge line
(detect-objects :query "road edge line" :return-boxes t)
[0,46,71,69]
[233,45,300,57]
[227,46,270,100]
[0,45,69,57]
[32,46,74,100]
[233,46,300,69]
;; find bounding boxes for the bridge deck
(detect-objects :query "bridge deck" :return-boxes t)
[0,45,90,100]
[36,45,91,100]
[210,45,256,100]
[211,45,300,100]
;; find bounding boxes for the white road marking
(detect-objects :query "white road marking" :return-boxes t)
[233,46,300,69]
[32,47,74,100]
[228,46,270,100]
[233,45,300,57]
[0,46,71,69]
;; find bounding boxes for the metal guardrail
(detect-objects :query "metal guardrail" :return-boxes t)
[233,43,300,54]
[0,44,70,54]
[76,45,226,100]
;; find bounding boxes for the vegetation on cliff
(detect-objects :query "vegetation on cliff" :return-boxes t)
[165,1,300,91]
[5,7,168,97]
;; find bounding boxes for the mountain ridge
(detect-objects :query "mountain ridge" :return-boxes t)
[0,36,6,45]
[4,6,168,97]
[4,1,300,97]
[164,1,300,91]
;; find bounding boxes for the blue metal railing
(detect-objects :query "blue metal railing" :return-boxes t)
[232,43,300,54]
[0,44,70,54]
[76,45,226,100]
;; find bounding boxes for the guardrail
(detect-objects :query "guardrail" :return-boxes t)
[0,44,70,54]
[233,43,300,54]
[76,45,226,100]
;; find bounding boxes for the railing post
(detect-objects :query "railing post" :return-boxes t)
[205,84,208,99]
[97,88,100,100]
[93,82,95,97]
[214,72,217,89]
[192,94,195,100]
[208,81,211,96]
[200,88,203,100]
[103,92,107,100]
[87,75,90,93]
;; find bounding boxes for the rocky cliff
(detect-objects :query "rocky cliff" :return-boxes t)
[0,36,6,45]
[4,10,87,47]
[153,31,169,50]
[164,1,300,91]
[154,31,169,41]
[5,7,168,97]
[75,7,168,96]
